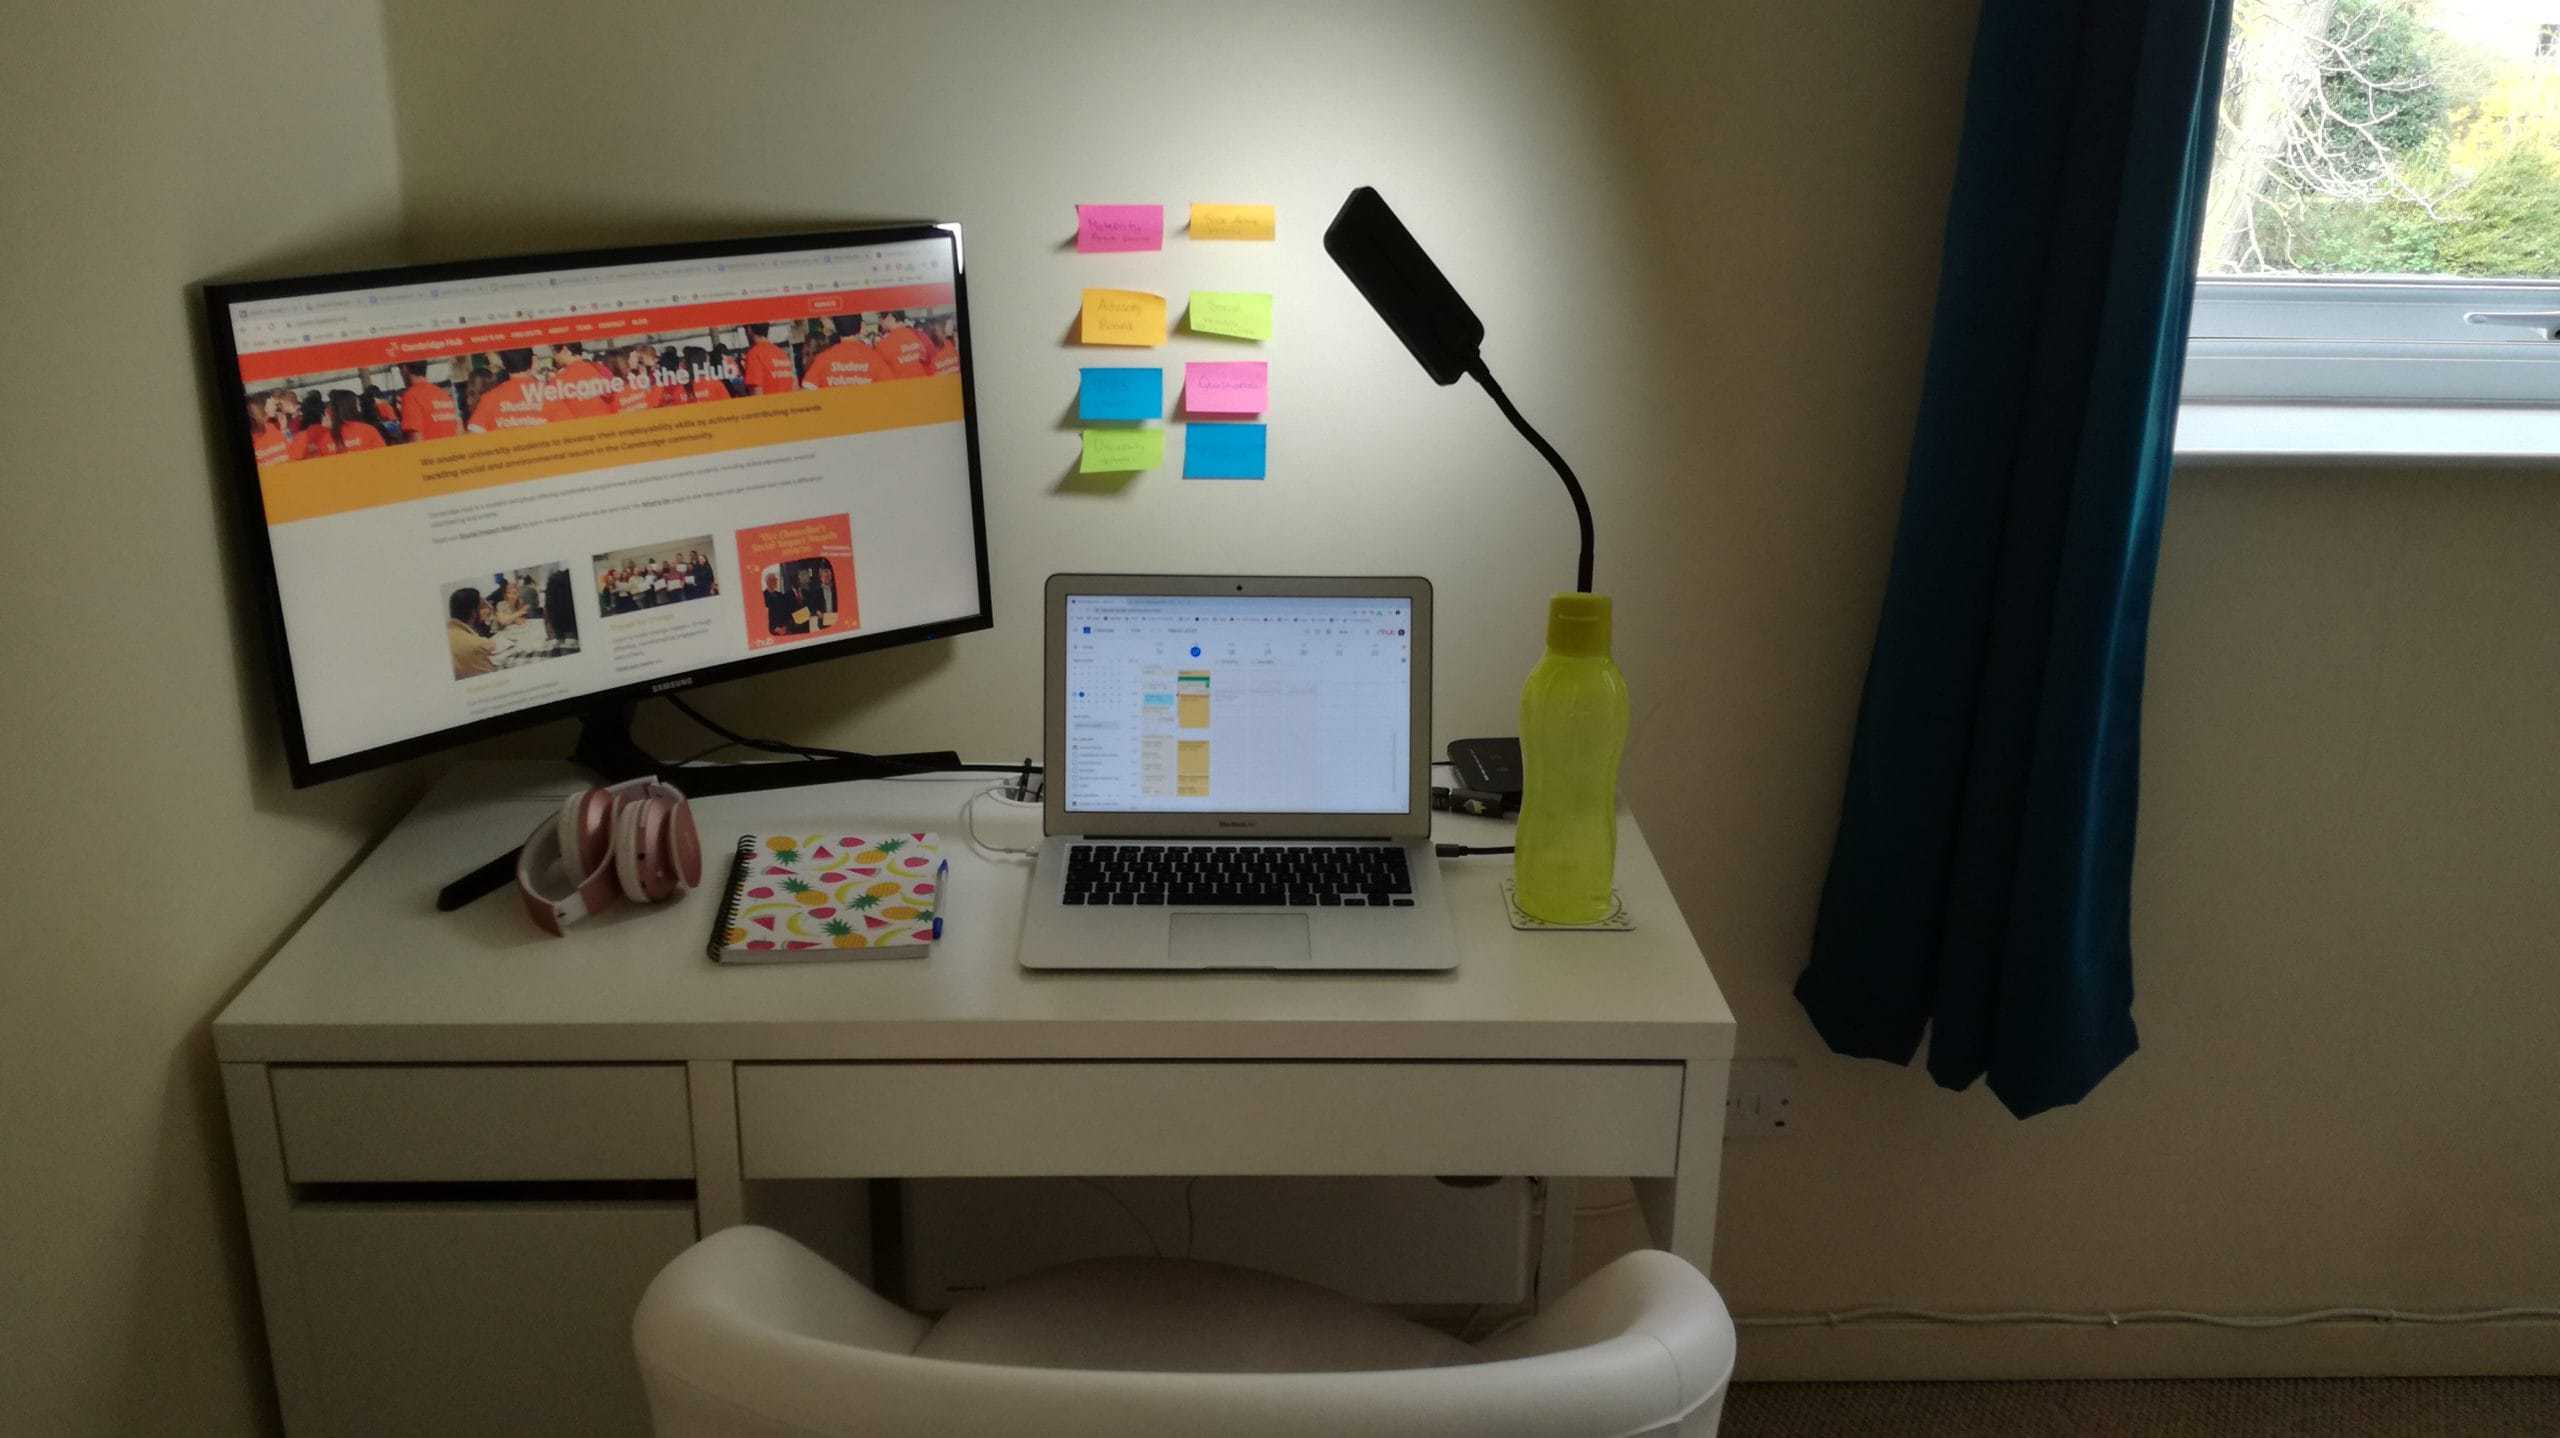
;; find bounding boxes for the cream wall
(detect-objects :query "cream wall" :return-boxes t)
[1594,2,2560,1378]
[5,4,2554,1432]
[380,0,1676,761]
[0,4,422,1435]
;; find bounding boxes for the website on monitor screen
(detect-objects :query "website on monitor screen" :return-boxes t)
[228,237,981,768]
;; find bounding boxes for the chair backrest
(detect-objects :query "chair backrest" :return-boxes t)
[634,1227,1733,1438]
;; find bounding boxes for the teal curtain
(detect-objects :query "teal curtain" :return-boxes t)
[1795,0,2235,1118]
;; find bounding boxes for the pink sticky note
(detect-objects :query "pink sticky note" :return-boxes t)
[1076,204,1164,253]
[1184,360,1268,415]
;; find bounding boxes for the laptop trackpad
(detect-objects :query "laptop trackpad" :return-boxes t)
[1169,912,1311,968]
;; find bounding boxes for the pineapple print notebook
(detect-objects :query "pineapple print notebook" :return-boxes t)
[708,832,946,963]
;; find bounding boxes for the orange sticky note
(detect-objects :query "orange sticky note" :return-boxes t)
[1190,203,1276,241]
[1080,288,1168,346]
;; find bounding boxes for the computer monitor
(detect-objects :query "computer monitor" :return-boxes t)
[204,225,990,786]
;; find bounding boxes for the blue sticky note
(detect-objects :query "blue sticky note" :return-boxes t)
[1184,422,1267,480]
[1079,367,1163,421]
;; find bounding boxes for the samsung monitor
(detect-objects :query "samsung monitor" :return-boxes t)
[205,225,990,785]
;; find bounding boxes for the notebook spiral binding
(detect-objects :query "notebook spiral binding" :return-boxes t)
[704,835,759,962]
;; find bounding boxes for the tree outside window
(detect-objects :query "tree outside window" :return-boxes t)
[2203,0,2560,278]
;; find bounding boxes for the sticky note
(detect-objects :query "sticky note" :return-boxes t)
[1190,203,1276,241]
[1185,422,1267,479]
[1080,368,1164,421]
[1187,291,1273,341]
[1076,204,1163,253]
[1081,289,1167,346]
[1081,427,1165,472]
[1184,361,1267,415]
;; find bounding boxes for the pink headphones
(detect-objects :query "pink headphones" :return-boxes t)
[516,777,703,936]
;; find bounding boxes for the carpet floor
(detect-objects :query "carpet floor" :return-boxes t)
[1722,1376,2560,1436]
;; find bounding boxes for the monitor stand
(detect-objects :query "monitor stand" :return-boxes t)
[430,700,970,913]
[567,700,662,783]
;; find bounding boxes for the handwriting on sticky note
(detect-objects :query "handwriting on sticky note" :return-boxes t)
[1187,291,1272,341]
[1081,289,1168,346]
[1184,422,1267,480]
[1080,367,1164,422]
[1190,203,1276,241]
[1184,361,1267,415]
[1081,427,1165,473]
[1076,204,1163,254]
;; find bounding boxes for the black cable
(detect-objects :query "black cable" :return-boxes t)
[1435,843,1515,858]
[1466,358,1594,594]
[665,693,851,763]
[663,692,1042,775]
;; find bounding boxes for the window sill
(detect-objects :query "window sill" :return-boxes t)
[2173,403,2560,467]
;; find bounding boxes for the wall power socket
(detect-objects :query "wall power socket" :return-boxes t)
[1725,1058,1797,1137]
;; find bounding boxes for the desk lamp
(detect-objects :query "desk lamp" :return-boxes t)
[1324,188,1629,924]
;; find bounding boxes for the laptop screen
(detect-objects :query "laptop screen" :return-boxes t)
[1062,593,1414,814]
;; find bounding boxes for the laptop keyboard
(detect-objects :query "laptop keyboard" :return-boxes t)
[1063,844,1416,908]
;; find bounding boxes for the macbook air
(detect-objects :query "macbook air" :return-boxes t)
[1018,574,1457,972]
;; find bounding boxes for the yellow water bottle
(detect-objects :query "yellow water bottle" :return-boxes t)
[1512,593,1628,923]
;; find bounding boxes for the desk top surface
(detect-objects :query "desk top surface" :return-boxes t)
[215,763,1734,1064]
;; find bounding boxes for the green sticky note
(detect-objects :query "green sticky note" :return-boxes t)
[1080,427,1164,472]
[1188,291,1273,341]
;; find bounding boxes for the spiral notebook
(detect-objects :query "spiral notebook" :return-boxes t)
[708,831,946,963]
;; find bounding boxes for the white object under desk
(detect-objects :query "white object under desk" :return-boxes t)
[215,761,1735,1436]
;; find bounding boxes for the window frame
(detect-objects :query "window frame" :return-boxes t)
[2183,276,2560,406]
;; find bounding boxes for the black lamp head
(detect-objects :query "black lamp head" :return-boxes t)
[1324,187,1485,386]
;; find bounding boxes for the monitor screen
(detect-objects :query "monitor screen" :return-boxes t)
[207,226,989,784]
[1060,593,1414,814]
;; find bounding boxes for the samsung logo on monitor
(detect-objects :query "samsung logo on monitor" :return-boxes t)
[649,677,695,694]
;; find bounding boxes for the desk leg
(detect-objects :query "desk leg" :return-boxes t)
[687,1061,745,1234]
[1633,1056,1727,1276]
[222,1063,324,1435]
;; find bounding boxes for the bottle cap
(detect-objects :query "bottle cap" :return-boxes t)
[1545,592,1612,658]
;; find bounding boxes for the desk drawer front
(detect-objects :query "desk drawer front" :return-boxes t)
[737,1062,1683,1178]
[273,1064,692,1182]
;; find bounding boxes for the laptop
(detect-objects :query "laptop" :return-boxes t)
[1018,574,1457,972]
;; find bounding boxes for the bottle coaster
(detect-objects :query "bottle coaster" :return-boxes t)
[1501,879,1635,933]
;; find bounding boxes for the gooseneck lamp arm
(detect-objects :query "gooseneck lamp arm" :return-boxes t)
[1465,358,1594,594]
[1324,186,1596,594]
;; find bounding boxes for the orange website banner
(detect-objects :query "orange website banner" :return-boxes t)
[237,282,956,385]
[259,377,962,526]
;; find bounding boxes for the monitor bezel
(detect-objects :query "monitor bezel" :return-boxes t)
[1042,574,1434,840]
[202,223,992,787]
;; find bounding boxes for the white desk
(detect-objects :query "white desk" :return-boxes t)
[216,762,1734,1436]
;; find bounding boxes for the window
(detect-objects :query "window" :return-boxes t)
[2184,0,2560,429]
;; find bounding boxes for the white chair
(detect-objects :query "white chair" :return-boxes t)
[634,1225,1733,1438]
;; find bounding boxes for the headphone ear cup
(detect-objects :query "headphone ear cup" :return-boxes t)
[664,792,702,893]
[612,793,653,904]
[561,788,615,884]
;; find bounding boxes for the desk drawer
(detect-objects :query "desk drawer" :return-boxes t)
[737,1062,1683,1179]
[273,1065,692,1182]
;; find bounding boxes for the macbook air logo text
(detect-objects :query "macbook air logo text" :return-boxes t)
[1216,819,1255,828]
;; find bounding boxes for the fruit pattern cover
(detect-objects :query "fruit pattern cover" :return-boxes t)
[711,832,944,959]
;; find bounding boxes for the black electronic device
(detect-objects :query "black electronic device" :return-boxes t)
[204,224,991,786]
[1324,188,1595,593]
[1447,736,1524,808]
[1322,187,1485,386]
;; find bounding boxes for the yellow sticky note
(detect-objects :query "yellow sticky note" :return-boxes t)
[1191,203,1277,241]
[1188,291,1273,341]
[1081,427,1165,472]
[1080,288,1167,347]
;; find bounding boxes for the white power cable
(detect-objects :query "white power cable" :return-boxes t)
[1736,1304,2560,1331]
[960,781,1042,860]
